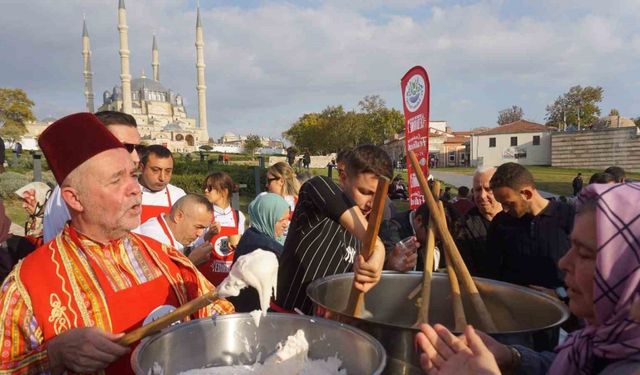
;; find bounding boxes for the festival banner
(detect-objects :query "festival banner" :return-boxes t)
[400,66,430,209]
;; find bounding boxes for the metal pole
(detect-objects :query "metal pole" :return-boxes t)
[33,151,42,182]
[328,165,333,179]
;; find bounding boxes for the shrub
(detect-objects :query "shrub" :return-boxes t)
[170,166,266,196]
[0,171,30,199]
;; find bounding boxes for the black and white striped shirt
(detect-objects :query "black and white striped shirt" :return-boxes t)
[276,176,360,314]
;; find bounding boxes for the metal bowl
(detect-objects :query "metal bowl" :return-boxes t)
[131,313,387,374]
[307,272,570,375]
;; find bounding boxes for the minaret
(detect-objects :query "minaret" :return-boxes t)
[195,6,208,132]
[118,0,132,113]
[152,35,159,81]
[82,18,95,112]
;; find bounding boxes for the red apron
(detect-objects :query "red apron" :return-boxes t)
[197,209,239,286]
[140,187,172,225]
[156,213,177,248]
[71,230,181,375]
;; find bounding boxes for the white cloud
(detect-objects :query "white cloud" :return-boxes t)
[0,0,638,138]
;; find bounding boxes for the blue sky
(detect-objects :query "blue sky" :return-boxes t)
[1,0,638,139]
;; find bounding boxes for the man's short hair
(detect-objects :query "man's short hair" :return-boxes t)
[414,203,430,228]
[604,166,625,183]
[336,149,352,164]
[458,186,469,197]
[589,172,616,184]
[490,162,536,191]
[141,144,173,165]
[345,144,393,180]
[170,194,212,217]
[94,111,137,128]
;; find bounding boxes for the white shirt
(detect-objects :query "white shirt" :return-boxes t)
[140,183,186,208]
[192,205,245,247]
[134,213,184,252]
[43,185,70,243]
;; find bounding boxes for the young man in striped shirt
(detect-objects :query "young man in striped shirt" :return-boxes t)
[275,144,392,314]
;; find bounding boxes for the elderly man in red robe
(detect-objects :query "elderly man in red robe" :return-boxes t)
[0,113,233,374]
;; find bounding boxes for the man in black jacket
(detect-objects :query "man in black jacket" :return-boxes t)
[487,163,574,289]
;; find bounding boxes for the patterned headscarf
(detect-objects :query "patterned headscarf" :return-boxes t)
[248,193,290,245]
[549,182,640,374]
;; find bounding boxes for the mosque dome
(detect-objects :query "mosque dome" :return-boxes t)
[131,77,168,92]
[163,122,183,131]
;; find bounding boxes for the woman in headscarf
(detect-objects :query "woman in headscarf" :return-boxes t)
[416,182,640,375]
[228,193,290,312]
[234,193,290,260]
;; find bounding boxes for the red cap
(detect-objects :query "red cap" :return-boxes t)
[38,112,125,184]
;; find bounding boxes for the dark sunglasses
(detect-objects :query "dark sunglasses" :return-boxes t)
[267,177,280,184]
[123,143,145,154]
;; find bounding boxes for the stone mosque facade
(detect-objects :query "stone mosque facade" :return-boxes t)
[83,0,209,152]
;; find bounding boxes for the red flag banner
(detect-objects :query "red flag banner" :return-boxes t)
[400,66,430,209]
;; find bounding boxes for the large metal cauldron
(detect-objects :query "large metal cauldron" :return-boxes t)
[307,272,570,375]
[131,313,387,374]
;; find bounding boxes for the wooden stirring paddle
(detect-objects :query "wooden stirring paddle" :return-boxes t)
[119,289,219,346]
[408,151,496,332]
[438,200,467,331]
[415,181,439,325]
[346,176,390,318]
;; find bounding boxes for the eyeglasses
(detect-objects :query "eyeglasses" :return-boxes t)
[267,177,280,184]
[123,143,145,154]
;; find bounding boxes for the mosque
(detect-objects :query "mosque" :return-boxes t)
[82,0,210,152]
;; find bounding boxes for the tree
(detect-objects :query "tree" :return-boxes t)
[0,88,35,140]
[634,117,640,127]
[283,94,404,154]
[497,105,524,125]
[609,109,620,116]
[545,85,604,130]
[243,134,263,157]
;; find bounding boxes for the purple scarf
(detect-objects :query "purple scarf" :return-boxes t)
[549,182,640,375]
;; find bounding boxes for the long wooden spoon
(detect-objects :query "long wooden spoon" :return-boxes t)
[345,176,390,318]
[408,151,496,332]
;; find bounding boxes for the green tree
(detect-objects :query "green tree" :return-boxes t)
[243,134,263,158]
[497,105,524,125]
[609,108,620,116]
[283,94,404,154]
[545,85,603,130]
[0,88,35,140]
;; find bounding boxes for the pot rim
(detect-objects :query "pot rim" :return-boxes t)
[306,271,570,335]
[130,312,387,374]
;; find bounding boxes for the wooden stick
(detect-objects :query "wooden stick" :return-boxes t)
[408,282,423,300]
[408,151,496,331]
[345,176,390,317]
[439,201,467,331]
[415,181,439,325]
[118,289,219,346]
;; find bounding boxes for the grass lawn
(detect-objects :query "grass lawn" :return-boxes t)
[4,199,27,228]
[434,166,640,196]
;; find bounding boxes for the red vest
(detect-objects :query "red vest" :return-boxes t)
[17,228,205,375]
[197,209,239,286]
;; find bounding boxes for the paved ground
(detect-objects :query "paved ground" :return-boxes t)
[431,171,558,198]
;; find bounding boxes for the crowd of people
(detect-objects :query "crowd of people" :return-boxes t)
[0,109,638,374]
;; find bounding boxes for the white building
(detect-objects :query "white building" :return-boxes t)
[470,120,552,167]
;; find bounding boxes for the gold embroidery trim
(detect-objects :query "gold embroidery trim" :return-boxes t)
[48,293,71,335]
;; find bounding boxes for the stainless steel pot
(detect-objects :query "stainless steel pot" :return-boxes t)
[307,272,570,375]
[131,313,387,374]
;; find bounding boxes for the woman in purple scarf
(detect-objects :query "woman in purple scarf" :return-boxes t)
[416,182,640,375]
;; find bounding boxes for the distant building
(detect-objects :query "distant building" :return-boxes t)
[216,132,285,155]
[470,120,552,167]
[85,0,209,153]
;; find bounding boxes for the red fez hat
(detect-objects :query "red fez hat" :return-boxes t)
[38,112,125,184]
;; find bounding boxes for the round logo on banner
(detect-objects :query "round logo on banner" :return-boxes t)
[404,74,425,113]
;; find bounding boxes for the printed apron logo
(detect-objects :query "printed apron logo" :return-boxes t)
[213,236,232,257]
